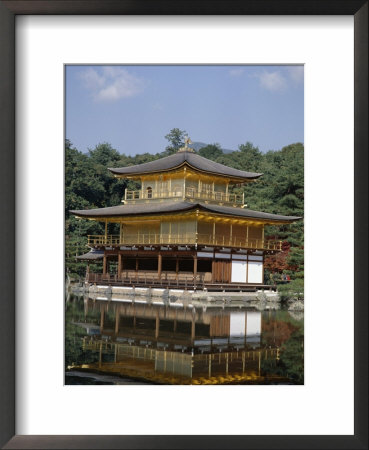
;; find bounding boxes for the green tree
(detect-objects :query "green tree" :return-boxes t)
[88,142,120,166]
[164,128,186,155]
[198,143,223,160]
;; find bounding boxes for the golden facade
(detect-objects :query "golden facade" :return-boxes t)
[72,139,301,289]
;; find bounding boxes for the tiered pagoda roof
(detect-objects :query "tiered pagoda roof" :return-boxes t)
[108,149,262,182]
[71,200,300,224]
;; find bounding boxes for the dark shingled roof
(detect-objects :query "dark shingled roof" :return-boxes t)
[70,201,301,223]
[200,203,301,222]
[71,201,196,218]
[76,250,104,261]
[108,150,262,181]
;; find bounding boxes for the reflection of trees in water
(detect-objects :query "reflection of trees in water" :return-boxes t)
[65,322,99,369]
[260,311,304,384]
[262,320,298,347]
[261,328,304,384]
[288,311,304,322]
[65,296,103,369]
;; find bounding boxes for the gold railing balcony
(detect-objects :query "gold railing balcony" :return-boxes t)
[124,187,244,205]
[87,234,282,251]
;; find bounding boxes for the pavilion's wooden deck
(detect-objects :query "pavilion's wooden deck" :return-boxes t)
[86,271,276,292]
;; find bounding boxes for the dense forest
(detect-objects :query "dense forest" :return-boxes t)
[65,129,304,289]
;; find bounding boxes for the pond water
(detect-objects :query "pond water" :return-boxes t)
[65,294,303,385]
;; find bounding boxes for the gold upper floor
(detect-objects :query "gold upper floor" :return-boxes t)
[86,214,282,252]
[123,167,245,207]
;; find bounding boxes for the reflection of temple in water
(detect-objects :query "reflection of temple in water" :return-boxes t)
[69,296,287,384]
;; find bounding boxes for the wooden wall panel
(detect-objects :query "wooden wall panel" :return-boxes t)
[210,315,230,337]
[212,260,231,282]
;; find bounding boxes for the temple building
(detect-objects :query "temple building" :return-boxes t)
[71,138,301,290]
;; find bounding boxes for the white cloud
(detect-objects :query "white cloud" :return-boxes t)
[229,68,244,77]
[80,68,105,90]
[287,65,304,84]
[258,71,287,92]
[79,67,145,102]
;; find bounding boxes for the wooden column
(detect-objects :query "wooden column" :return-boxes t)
[262,225,265,249]
[155,311,160,339]
[119,223,123,243]
[115,308,120,335]
[117,253,122,279]
[100,308,105,332]
[158,253,162,280]
[99,341,102,368]
[104,219,108,243]
[103,254,107,276]
[135,258,139,272]
[193,255,198,278]
[246,254,249,284]
[262,253,265,284]
[191,317,196,342]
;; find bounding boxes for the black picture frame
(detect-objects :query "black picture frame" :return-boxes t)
[0,1,367,449]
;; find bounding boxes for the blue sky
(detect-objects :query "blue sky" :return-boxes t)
[65,65,303,155]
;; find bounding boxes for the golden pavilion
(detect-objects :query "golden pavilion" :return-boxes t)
[71,138,301,290]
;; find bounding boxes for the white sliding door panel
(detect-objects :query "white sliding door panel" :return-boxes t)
[246,311,262,336]
[247,261,263,283]
[231,260,247,283]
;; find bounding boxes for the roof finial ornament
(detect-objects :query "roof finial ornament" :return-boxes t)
[184,135,192,148]
[178,135,195,153]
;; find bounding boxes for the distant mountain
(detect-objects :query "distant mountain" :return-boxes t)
[190,141,208,152]
[192,141,236,154]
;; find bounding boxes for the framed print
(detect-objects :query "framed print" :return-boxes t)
[64,63,305,388]
[0,1,367,449]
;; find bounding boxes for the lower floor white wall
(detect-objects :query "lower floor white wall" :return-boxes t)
[247,261,263,283]
[231,260,247,283]
[231,258,264,284]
